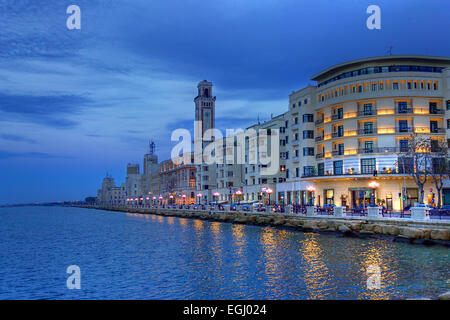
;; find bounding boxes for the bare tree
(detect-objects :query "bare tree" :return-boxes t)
[430,139,450,208]
[400,134,433,204]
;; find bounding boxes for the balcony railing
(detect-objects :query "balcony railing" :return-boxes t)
[332,150,345,156]
[395,127,414,133]
[357,147,398,154]
[429,109,444,115]
[430,128,445,133]
[315,118,324,125]
[315,136,324,142]
[358,127,377,135]
[357,108,377,116]
[332,131,344,138]
[396,107,413,114]
[332,114,343,121]
[316,153,324,159]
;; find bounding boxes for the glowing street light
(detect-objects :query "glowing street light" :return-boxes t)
[197,193,202,205]
[306,185,316,206]
[369,181,380,206]
[266,188,273,205]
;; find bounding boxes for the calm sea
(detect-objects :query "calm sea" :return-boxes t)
[0,206,448,299]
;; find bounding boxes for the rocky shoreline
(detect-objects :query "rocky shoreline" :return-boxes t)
[77,205,450,247]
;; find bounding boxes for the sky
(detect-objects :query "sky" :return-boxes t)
[0,0,449,204]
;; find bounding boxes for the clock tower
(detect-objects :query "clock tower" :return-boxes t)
[194,80,215,141]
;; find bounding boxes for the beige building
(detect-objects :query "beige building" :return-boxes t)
[277,55,450,211]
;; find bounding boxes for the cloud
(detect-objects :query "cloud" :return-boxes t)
[0,133,36,144]
[0,150,74,160]
[0,93,92,128]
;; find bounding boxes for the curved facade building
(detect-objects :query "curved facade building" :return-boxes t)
[278,55,450,211]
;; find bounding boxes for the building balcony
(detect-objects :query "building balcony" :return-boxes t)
[292,139,299,146]
[429,109,444,115]
[315,136,324,142]
[292,156,299,163]
[316,153,324,159]
[292,123,299,131]
[395,107,413,114]
[357,109,377,117]
[430,128,445,133]
[331,114,343,121]
[332,132,344,138]
[395,127,414,133]
[332,150,345,156]
[315,118,324,125]
[358,127,377,135]
[357,147,398,154]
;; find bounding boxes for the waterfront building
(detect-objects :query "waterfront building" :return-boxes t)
[277,55,450,210]
[159,154,197,205]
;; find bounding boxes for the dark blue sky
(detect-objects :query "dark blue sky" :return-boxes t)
[0,0,449,204]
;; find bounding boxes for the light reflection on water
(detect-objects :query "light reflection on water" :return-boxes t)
[0,206,448,300]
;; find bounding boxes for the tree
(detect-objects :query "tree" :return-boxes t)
[430,139,450,208]
[401,134,433,204]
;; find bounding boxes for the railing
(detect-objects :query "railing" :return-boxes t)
[315,118,324,125]
[358,127,377,135]
[316,153,324,159]
[332,114,343,121]
[430,128,445,133]
[396,107,413,114]
[315,136,324,142]
[357,109,377,116]
[395,127,414,133]
[357,147,397,154]
[429,109,444,115]
[332,150,344,156]
[332,131,344,138]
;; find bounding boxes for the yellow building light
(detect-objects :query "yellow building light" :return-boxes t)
[343,112,357,119]
[344,149,357,155]
[344,130,357,137]
[377,128,395,134]
[414,127,430,133]
[377,109,395,115]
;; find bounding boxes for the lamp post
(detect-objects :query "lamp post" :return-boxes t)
[182,194,186,205]
[235,190,243,205]
[306,185,316,206]
[213,192,220,205]
[158,195,163,206]
[369,181,380,207]
[197,193,202,205]
[266,188,273,206]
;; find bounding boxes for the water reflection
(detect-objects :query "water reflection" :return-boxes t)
[0,207,447,300]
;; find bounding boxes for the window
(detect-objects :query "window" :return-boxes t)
[303,147,315,156]
[364,141,374,153]
[447,119,450,129]
[398,120,408,132]
[285,120,288,128]
[430,120,438,133]
[431,140,440,152]
[398,101,408,113]
[400,139,409,152]
[363,122,374,134]
[318,163,325,176]
[303,130,314,139]
[338,143,344,155]
[333,161,343,175]
[447,101,450,110]
[303,114,314,122]
[372,83,377,91]
[294,117,298,124]
[361,158,376,174]
[304,98,308,104]
[295,168,299,178]
[429,102,438,114]
[393,82,399,89]
[398,157,413,173]
[285,136,289,144]
[324,189,334,205]
[304,166,315,177]
[286,169,289,179]
[363,103,373,115]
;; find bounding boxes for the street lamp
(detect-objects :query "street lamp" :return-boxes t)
[197,193,202,205]
[213,192,220,205]
[306,185,316,206]
[235,190,243,205]
[266,188,273,205]
[182,194,186,205]
[369,181,380,206]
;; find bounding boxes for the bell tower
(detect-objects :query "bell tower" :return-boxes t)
[194,80,215,142]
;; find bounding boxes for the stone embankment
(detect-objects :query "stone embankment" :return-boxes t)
[82,205,450,246]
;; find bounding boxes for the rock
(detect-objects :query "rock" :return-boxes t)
[337,224,350,233]
[361,224,375,232]
[349,222,363,232]
[317,221,329,229]
[382,225,400,236]
[303,220,319,230]
[438,291,450,300]
[273,217,285,226]
[399,227,423,239]
[430,229,450,241]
